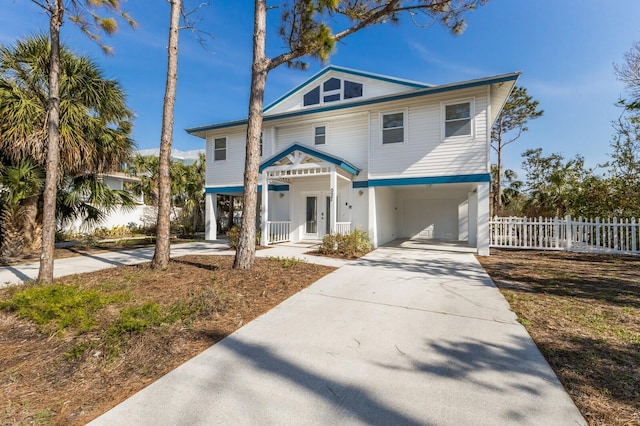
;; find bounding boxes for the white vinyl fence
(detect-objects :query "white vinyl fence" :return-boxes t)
[490,216,640,254]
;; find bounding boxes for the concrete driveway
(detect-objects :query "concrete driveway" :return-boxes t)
[89,240,585,425]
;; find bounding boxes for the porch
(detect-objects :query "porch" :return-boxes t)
[259,143,361,246]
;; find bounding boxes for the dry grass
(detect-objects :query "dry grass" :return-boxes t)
[0,255,334,425]
[478,249,640,425]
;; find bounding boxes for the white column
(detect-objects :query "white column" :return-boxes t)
[476,182,490,256]
[329,166,337,233]
[205,192,217,241]
[260,173,269,246]
[368,186,378,248]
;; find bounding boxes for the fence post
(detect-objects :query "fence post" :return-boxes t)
[633,217,637,253]
[566,215,572,251]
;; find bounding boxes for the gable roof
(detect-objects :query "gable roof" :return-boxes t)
[260,143,360,176]
[185,71,520,137]
[263,65,431,114]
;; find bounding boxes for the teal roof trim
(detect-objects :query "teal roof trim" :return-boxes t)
[263,65,431,113]
[259,143,360,176]
[186,72,521,135]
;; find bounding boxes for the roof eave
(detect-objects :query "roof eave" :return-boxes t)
[187,71,522,135]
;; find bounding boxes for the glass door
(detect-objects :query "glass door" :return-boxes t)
[325,196,331,235]
[305,196,317,235]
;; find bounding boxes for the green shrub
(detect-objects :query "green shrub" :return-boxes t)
[227,226,239,249]
[227,225,261,249]
[112,302,165,334]
[0,284,111,334]
[267,256,306,268]
[319,228,372,258]
[319,233,338,255]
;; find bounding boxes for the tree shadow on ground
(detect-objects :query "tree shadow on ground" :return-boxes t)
[536,333,640,423]
[213,336,428,426]
[374,333,558,395]
[355,249,496,287]
[170,257,220,271]
[480,250,640,308]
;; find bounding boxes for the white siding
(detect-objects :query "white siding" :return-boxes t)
[268,191,289,222]
[490,81,515,126]
[273,113,369,177]
[374,187,397,245]
[205,86,494,190]
[369,87,489,178]
[205,129,246,187]
[396,185,470,240]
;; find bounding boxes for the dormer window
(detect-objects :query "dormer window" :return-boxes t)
[303,78,363,107]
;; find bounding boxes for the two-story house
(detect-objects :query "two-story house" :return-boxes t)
[187,66,519,255]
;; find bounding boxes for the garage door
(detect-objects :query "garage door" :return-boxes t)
[402,198,458,240]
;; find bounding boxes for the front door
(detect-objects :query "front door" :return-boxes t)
[305,195,318,237]
[303,193,331,240]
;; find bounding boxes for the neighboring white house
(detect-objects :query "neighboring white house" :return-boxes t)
[60,172,152,233]
[135,148,205,165]
[62,148,205,234]
[187,66,519,255]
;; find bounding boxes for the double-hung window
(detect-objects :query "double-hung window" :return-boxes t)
[381,111,405,144]
[314,125,326,145]
[214,137,226,161]
[443,101,472,138]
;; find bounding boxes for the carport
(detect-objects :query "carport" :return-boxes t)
[366,179,490,255]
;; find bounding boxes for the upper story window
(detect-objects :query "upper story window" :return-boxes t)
[214,137,226,161]
[381,111,405,144]
[303,77,364,107]
[443,101,472,138]
[314,125,326,145]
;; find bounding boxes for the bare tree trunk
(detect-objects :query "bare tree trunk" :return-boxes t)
[233,0,269,270]
[22,195,39,252]
[38,2,63,284]
[227,195,234,230]
[152,0,181,269]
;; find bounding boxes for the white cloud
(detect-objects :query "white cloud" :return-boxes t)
[408,41,489,78]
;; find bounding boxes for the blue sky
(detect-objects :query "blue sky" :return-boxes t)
[3,0,640,176]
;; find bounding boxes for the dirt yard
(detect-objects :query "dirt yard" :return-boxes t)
[0,255,334,425]
[478,249,640,425]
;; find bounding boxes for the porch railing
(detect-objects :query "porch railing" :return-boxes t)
[335,222,352,235]
[267,221,290,244]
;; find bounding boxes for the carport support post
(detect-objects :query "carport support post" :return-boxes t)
[205,192,217,241]
[368,187,378,248]
[260,173,269,246]
[476,182,490,256]
[330,166,337,233]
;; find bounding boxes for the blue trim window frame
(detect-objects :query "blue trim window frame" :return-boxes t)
[442,98,474,140]
[381,109,408,145]
[313,124,327,145]
[213,136,227,161]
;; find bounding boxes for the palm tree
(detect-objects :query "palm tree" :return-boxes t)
[127,155,160,206]
[0,35,135,259]
[0,159,44,261]
[0,35,133,176]
[127,154,205,236]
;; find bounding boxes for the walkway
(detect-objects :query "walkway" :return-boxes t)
[0,240,346,287]
[89,240,585,425]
